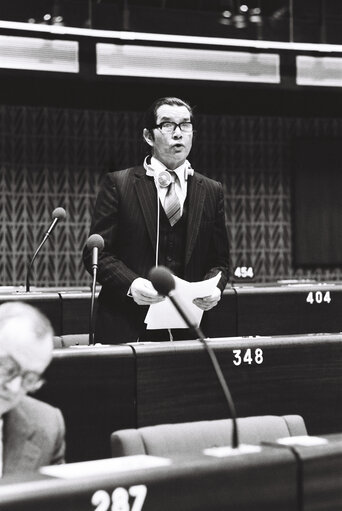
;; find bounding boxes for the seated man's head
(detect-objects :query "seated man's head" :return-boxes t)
[0,302,53,415]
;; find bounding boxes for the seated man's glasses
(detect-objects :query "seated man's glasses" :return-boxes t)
[154,121,193,134]
[0,355,45,393]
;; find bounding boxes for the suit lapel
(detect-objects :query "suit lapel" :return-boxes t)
[134,167,158,251]
[185,174,205,265]
[133,168,206,265]
[3,404,41,475]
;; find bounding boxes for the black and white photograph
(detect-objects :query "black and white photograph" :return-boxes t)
[0,1,341,509]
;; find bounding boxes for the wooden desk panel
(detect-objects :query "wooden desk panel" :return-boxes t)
[132,335,342,436]
[59,291,98,335]
[235,283,342,336]
[2,282,342,338]
[201,287,237,338]
[36,346,136,463]
[0,287,99,336]
[298,434,342,511]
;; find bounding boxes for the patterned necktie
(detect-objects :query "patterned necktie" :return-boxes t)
[164,172,181,226]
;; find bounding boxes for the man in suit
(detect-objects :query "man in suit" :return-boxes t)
[83,97,229,343]
[0,302,65,476]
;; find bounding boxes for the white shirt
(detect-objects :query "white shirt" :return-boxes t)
[146,156,192,215]
[0,418,3,477]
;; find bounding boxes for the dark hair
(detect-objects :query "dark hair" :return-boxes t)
[143,97,193,130]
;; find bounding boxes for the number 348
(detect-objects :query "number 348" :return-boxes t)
[233,348,263,366]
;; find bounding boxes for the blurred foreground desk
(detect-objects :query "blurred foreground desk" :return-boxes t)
[1,435,342,511]
[267,433,342,511]
[0,446,297,511]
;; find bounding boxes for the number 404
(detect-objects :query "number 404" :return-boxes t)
[306,291,331,304]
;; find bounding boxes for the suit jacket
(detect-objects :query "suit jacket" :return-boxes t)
[3,395,65,476]
[83,165,229,343]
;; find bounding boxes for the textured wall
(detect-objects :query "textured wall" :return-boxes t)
[0,104,341,286]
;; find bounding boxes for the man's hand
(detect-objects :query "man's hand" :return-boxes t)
[193,286,221,311]
[130,277,165,306]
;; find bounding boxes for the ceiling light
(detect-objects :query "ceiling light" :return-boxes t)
[249,7,262,24]
[219,9,232,26]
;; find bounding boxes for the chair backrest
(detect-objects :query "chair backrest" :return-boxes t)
[61,334,89,347]
[111,415,307,457]
[53,336,63,349]
[54,334,89,348]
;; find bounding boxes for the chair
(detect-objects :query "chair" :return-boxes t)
[53,336,63,349]
[60,334,89,347]
[111,415,307,457]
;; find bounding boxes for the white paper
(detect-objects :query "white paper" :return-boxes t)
[203,444,262,457]
[145,272,221,330]
[40,455,171,479]
[277,436,328,446]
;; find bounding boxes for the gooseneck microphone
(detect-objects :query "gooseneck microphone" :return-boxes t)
[149,265,239,449]
[86,234,104,345]
[26,207,67,292]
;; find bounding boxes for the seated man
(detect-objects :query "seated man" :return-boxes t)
[0,301,65,476]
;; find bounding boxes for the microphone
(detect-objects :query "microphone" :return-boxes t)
[26,207,67,292]
[86,234,105,270]
[149,265,239,449]
[86,234,104,345]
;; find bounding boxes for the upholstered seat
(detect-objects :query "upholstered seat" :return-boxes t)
[53,334,89,348]
[111,415,307,457]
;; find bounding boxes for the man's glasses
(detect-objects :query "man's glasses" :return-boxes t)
[0,355,45,392]
[154,121,193,134]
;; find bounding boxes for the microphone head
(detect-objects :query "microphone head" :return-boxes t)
[52,207,67,220]
[86,234,105,252]
[149,266,175,296]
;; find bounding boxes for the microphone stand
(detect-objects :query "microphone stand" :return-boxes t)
[89,266,97,346]
[26,218,59,292]
[86,235,104,346]
[168,293,239,449]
